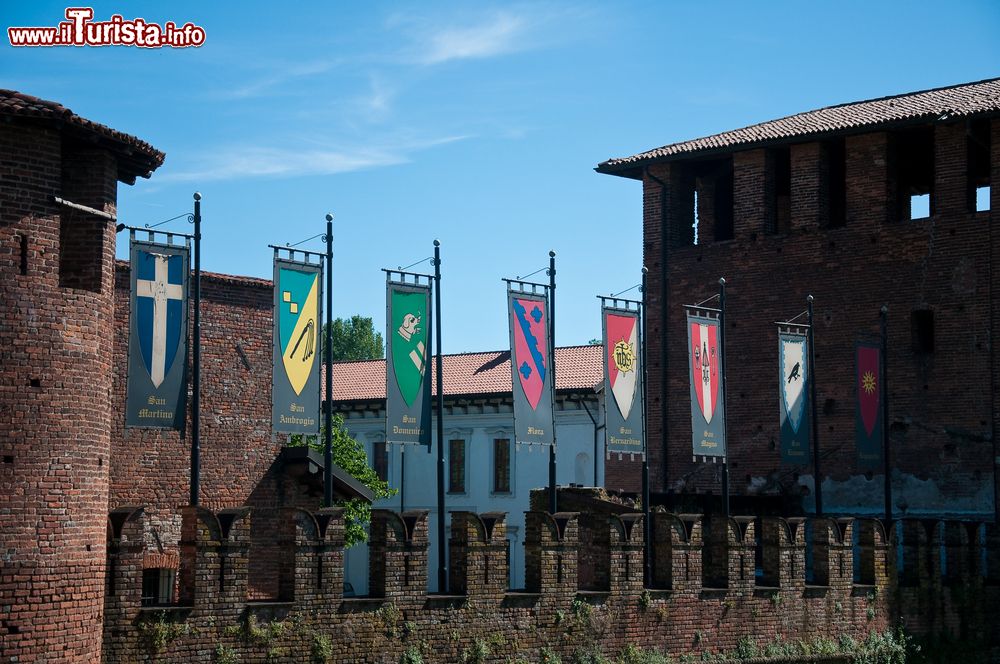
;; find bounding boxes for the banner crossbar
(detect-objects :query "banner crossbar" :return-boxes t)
[124,226,194,243]
[775,309,810,326]
[269,244,326,262]
[598,294,642,310]
[503,277,549,292]
[383,267,433,285]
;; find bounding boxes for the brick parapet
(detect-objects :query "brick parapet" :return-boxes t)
[609,513,644,595]
[651,512,703,592]
[761,516,806,591]
[100,507,1000,662]
[449,511,508,601]
[369,509,429,602]
[524,511,579,596]
[178,505,252,618]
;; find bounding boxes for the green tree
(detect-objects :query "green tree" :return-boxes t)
[293,415,395,546]
[323,315,384,362]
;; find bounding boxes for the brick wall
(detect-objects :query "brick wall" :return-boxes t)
[109,265,284,546]
[0,124,118,662]
[632,119,997,518]
[101,499,1000,662]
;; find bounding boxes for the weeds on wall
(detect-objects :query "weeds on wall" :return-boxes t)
[137,611,190,654]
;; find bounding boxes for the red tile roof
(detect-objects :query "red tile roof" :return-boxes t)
[0,89,165,183]
[326,345,603,403]
[115,260,272,288]
[598,77,1000,178]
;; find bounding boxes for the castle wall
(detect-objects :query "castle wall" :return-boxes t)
[109,265,290,550]
[0,123,118,662]
[628,119,998,518]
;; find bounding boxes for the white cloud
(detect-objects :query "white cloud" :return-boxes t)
[415,12,529,65]
[158,135,468,183]
[389,5,584,66]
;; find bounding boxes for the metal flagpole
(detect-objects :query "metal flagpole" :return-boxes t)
[324,214,334,508]
[640,267,652,587]
[807,295,822,516]
[718,277,729,519]
[880,305,891,522]
[433,239,447,593]
[548,251,558,514]
[191,192,202,506]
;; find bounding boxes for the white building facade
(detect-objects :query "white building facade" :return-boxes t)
[330,346,605,593]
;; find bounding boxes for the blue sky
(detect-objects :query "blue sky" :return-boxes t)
[4,1,998,354]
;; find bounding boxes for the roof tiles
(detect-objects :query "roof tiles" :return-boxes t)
[326,345,603,403]
[0,89,164,181]
[598,77,1000,176]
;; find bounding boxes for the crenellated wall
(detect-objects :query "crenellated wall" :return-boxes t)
[102,505,1000,663]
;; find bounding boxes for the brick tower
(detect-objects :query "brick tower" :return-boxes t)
[0,91,163,662]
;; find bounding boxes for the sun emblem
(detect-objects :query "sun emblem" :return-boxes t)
[613,340,635,374]
[861,371,877,394]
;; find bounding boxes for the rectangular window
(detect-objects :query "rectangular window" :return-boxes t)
[448,439,465,493]
[493,438,511,493]
[895,128,935,220]
[825,139,847,228]
[769,147,791,234]
[910,193,931,219]
[968,119,991,213]
[373,441,388,483]
[141,568,176,606]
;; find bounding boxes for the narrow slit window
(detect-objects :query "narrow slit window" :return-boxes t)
[18,235,28,275]
[692,190,699,245]
[911,309,935,354]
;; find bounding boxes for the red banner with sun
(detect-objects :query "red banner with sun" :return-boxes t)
[855,340,883,469]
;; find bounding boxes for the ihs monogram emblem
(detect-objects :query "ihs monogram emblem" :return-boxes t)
[613,340,635,374]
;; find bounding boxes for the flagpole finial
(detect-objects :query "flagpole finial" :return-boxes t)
[433,239,440,247]
[325,213,333,222]
[880,304,888,314]
[718,277,726,286]
[807,294,814,303]
[193,192,201,201]
[549,250,556,258]
[641,266,648,275]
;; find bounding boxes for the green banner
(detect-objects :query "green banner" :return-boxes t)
[385,280,431,447]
